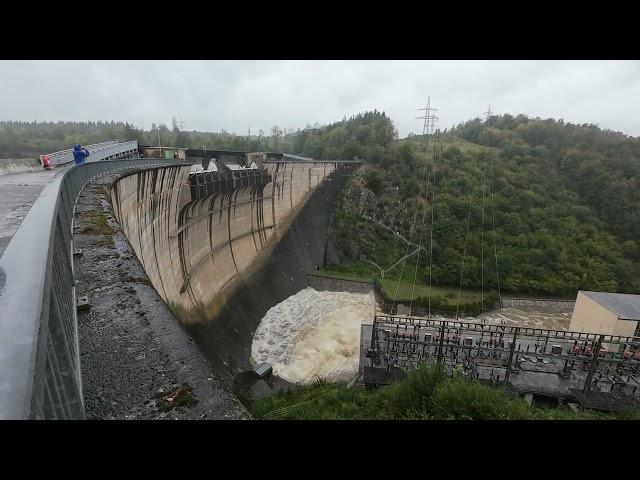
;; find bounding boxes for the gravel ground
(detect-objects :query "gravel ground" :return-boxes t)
[74,174,250,420]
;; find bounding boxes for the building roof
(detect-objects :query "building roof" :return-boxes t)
[581,291,640,321]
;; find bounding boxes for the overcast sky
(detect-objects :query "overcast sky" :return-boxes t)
[1,60,639,138]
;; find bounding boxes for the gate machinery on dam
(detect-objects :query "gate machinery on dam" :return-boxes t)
[361,306,640,411]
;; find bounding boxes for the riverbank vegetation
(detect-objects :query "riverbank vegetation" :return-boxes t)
[252,364,640,420]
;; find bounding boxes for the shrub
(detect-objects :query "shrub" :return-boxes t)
[252,364,640,420]
[382,363,447,418]
[429,378,530,420]
[614,408,640,420]
[365,171,383,194]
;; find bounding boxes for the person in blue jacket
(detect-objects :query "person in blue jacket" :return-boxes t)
[73,144,90,165]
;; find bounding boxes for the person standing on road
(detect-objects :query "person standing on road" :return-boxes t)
[73,144,90,165]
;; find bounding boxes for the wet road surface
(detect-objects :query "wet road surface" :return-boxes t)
[0,168,61,257]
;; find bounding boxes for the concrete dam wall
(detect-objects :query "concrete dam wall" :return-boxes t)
[110,162,355,380]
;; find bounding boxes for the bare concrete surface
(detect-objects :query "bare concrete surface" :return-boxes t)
[74,175,249,420]
[0,168,61,257]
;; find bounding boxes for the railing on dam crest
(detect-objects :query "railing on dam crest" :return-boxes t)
[0,140,182,419]
[39,140,140,167]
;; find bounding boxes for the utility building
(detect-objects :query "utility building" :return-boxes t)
[569,291,640,350]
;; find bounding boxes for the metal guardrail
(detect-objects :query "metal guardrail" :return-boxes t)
[0,141,180,419]
[39,140,136,167]
[501,296,576,303]
[369,313,640,392]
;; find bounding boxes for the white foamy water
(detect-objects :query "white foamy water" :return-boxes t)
[453,309,571,331]
[251,287,374,384]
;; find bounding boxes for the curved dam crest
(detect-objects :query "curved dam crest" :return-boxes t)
[110,162,355,380]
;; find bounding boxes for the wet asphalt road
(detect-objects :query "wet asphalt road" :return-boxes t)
[0,167,61,257]
[74,175,249,420]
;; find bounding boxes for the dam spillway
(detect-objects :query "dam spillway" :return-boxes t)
[110,161,357,381]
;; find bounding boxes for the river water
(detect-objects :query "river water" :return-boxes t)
[251,287,375,384]
[251,287,571,384]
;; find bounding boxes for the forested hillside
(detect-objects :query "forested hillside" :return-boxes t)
[0,121,143,157]
[0,112,397,159]
[294,112,640,297]
[0,119,276,158]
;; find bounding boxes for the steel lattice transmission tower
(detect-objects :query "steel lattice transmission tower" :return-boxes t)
[416,96,439,137]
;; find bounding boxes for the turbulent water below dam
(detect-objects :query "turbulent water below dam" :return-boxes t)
[250,287,571,385]
[251,287,375,384]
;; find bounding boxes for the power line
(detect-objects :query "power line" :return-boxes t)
[490,147,503,308]
[390,97,436,312]
[480,105,492,313]
[456,153,479,319]
[409,104,439,314]
[427,144,444,317]
[480,105,491,312]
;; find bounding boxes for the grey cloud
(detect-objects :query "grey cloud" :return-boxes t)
[0,60,638,138]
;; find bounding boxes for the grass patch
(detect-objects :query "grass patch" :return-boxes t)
[438,134,501,155]
[377,278,478,303]
[311,269,374,284]
[83,210,115,236]
[321,261,382,279]
[376,278,496,314]
[313,265,494,314]
[251,364,635,420]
